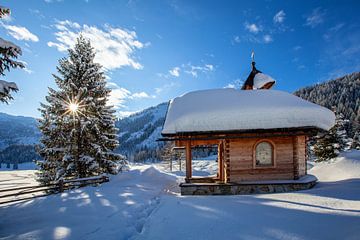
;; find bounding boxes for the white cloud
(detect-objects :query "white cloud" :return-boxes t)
[323,23,345,41]
[18,61,34,74]
[155,82,177,95]
[184,63,214,78]
[263,35,273,43]
[224,79,244,89]
[1,24,39,42]
[205,64,214,71]
[169,67,180,77]
[159,63,214,79]
[107,85,131,109]
[293,45,302,51]
[305,8,325,28]
[29,9,45,19]
[130,92,152,99]
[106,82,152,109]
[224,83,235,88]
[273,10,286,23]
[47,20,146,71]
[234,34,273,45]
[245,23,261,34]
[233,36,241,43]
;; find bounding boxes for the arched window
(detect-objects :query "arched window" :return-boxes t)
[255,141,274,167]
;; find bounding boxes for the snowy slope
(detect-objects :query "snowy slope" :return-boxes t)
[116,102,168,154]
[309,150,360,181]
[1,151,359,240]
[0,113,40,150]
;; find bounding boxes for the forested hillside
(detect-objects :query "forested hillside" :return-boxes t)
[294,72,360,136]
[0,113,40,150]
[115,102,169,162]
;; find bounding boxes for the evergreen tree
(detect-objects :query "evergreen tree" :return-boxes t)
[313,112,349,162]
[37,36,127,184]
[352,130,360,150]
[0,39,23,103]
[0,6,24,103]
[294,72,360,137]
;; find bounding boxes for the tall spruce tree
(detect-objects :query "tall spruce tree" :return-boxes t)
[37,36,127,184]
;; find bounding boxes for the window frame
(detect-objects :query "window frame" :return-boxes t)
[253,139,276,169]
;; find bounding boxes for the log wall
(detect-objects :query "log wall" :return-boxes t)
[173,133,307,183]
[227,136,306,182]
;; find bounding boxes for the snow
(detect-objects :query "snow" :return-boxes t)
[0,162,37,171]
[139,126,163,149]
[309,150,360,181]
[1,150,359,239]
[253,72,275,89]
[0,37,22,55]
[162,89,335,135]
[0,80,18,94]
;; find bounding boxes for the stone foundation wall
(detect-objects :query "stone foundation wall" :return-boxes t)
[180,180,317,195]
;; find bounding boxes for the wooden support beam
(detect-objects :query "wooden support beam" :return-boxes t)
[218,142,224,182]
[185,141,192,182]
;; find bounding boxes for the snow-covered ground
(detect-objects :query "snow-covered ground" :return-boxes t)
[0,151,360,240]
[0,162,37,171]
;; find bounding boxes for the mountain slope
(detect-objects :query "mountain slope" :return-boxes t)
[0,113,40,150]
[115,102,169,160]
[294,72,360,136]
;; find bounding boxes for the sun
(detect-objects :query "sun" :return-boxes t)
[68,102,79,113]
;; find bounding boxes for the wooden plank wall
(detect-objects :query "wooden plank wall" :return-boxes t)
[297,136,306,177]
[229,137,295,182]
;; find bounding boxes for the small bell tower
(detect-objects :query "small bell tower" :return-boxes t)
[241,51,276,90]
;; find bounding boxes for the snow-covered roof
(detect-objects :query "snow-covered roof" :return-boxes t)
[162,89,335,135]
[253,73,275,89]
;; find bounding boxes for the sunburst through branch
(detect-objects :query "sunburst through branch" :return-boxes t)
[62,97,87,118]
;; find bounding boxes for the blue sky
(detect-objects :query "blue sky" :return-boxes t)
[0,0,359,118]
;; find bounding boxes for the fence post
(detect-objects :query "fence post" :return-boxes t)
[170,156,173,172]
[102,176,109,183]
[59,179,64,192]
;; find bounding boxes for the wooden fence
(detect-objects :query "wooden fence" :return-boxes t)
[0,175,109,205]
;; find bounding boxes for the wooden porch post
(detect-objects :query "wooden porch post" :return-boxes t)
[185,140,192,183]
[218,141,224,182]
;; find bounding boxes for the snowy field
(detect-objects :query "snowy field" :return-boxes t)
[0,151,360,240]
[0,162,37,171]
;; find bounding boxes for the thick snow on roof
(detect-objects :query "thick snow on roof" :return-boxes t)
[253,73,275,89]
[162,88,335,135]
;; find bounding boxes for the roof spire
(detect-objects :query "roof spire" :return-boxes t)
[241,51,276,90]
